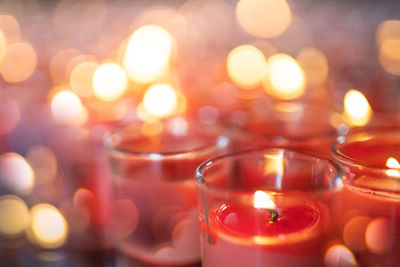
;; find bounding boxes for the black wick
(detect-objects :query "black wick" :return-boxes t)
[266,209,279,223]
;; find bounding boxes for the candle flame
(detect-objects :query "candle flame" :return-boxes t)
[386,157,400,177]
[253,190,275,210]
[343,89,372,127]
[263,53,305,100]
[123,25,173,84]
[142,83,178,119]
[92,63,127,101]
[226,45,267,89]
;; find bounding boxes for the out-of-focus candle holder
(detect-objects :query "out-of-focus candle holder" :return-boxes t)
[332,127,400,266]
[231,102,347,157]
[196,148,343,267]
[104,118,229,266]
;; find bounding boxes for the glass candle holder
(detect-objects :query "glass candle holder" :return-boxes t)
[196,148,343,267]
[104,118,229,266]
[332,127,400,266]
[232,102,347,156]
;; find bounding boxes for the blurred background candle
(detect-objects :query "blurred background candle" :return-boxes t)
[105,118,229,266]
[333,128,400,266]
[196,148,343,267]
[230,102,348,157]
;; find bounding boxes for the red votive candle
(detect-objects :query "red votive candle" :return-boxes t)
[232,102,346,157]
[196,148,343,267]
[333,128,400,267]
[105,118,228,266]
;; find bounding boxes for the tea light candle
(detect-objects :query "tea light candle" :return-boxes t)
[196,149,343,267]
[333,128,400,266]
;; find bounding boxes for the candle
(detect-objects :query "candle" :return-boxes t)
[105,118,228,266]
[333,128,400,266]
[196,148,343,267]
[231,102,346,157]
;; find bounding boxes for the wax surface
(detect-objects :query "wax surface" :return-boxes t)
[211,202,320,237]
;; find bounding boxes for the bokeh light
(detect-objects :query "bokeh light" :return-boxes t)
[142,83,178,118]
[0,195,29,237]
[226,45,267,89]
[0,42,37,83]
[376,20,400,47]
[263,53,305,100]
[92,63,127,101]
[70,61,98,98]
[50,90,87,126]
[343,89,372,127]
[50,49,80,85]
[29,204,68,249]
[296,47,329,86]
[385,157,400,177]
[376,20,400,76]
[0,30,7,62]
[0,14,21,42]
[365,217,395,255]
[324,244,357,267]
[0,153,34,195]
[236,0,291,38]
[26,146,58,183]
[123,25,173,84]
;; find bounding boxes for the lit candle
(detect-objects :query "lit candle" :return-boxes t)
[196,149,343,267]
[333,128,400,266]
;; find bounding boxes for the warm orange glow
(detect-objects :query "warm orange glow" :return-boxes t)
[70,61,98,98]
[365,218,395,255]
[263,54,305,100]
[0,153,34,195]
[324,244,357,267]
[263,153,284,178]
[0,14,21,42]
[141,121,164,137]
[254,190,275,209]
[376,20,400,76]
[385,157,400,177]
[26,146,58,183]
[123,25,173,84]
[0,195,29,237]
[376,20,400,47]
[380,38,400,61]
[143,83,178,118]
[50,49,80,84]
[236,0,291,38]
[50,90,87,126]
[0,30,7,62]
[343,90,372,127]
[92,63,127,101]
[297,47,328,86]
[227,45,267,89]
[0,42,37,83]
[29,204,68,249]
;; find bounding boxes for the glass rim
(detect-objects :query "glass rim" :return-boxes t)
[196,147,344,195]
[332,126,400,171]
[103,121,228,158]
[242,102,344,140]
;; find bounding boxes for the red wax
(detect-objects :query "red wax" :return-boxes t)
[200,200,328,267]
[211,202,320,239]
[333,131,400,266]
[339,187,400,267]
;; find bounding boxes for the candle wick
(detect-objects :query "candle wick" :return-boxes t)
[266,209,279,223]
